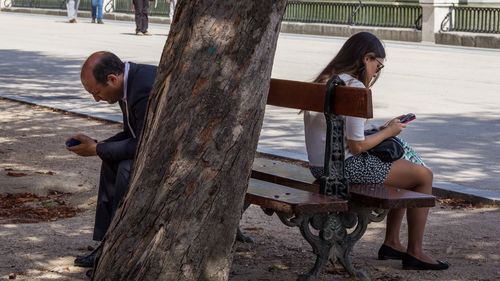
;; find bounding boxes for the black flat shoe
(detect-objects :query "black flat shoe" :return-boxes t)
[402,253,449,270]
[74,250,96,267]
[378,244,405,260]
[74,244,101,268]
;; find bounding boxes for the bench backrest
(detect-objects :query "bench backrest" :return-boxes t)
[268,78,373,118]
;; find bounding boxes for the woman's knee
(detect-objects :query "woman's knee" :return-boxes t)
[414,165,433,193]
[385,160,433,192]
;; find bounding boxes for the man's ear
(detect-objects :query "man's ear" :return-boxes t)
[106,74,119,86]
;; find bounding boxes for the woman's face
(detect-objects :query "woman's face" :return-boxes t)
[364,56,385,80]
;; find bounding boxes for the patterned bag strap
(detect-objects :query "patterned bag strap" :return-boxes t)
[320,76,350,199]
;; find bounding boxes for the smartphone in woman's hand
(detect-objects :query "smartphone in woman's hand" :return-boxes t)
[399,113,416,124]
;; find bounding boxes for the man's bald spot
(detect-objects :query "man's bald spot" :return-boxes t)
[81,51,107,80]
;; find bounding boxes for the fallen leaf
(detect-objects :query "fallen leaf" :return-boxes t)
[7,172,27,177]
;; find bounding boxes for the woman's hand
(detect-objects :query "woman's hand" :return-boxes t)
[348,118,406,155]
[384,118,407,137]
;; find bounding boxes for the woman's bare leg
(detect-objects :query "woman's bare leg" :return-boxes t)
[384,159,437,263]
[384,208,406,252]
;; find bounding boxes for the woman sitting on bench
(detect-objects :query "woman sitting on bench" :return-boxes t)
[303,32,449,271]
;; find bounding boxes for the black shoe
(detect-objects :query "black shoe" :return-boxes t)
[75,243,101,267]
[74,250,97,268]
[91,18,95,23]
[378,244,405,260]
[85,269,93,279]
[97,19,103,24]
[402,253,449,270]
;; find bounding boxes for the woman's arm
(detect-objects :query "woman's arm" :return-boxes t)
[347,118,406,155]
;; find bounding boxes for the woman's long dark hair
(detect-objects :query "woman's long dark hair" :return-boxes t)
[314,32,386,87]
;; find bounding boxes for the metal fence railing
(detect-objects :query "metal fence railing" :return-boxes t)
[441,5,500,34]
[7,0,420,29]
[8,0,500,34]
[284,1,422,29]
[9,0,91,11]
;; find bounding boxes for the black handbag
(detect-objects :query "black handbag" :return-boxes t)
[364,129,404,162]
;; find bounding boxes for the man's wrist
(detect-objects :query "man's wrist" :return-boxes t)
[93,142,99,156]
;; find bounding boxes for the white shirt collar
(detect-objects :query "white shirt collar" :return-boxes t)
[122,62,130,101]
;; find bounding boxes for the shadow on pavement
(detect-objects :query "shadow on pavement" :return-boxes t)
[0,49,121,120]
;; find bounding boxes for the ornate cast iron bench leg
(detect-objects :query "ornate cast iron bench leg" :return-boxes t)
[331,210,370,281]
[298,214,339,281]
[275,212,341,281]
[331,208,389,281]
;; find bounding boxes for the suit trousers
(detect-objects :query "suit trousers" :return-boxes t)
[133,0,149,33]
[93,159,133,241]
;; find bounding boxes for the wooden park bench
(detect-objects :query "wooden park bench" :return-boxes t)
[240,77,436,281]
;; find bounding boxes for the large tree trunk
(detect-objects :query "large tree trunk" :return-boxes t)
[92,0,287,280]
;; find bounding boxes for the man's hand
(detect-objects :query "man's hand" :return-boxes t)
[66,134,98,157]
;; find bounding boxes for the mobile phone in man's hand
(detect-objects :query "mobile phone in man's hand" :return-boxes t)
[65,138,81,147]
[399,113,416,124]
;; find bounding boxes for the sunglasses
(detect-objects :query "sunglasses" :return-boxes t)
[375,58,385,72]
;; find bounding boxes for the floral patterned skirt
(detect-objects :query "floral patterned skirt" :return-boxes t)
[308,137,426,184]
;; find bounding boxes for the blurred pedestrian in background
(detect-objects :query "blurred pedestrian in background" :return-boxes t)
[91,0,104,24]
[66,0,80,23]
[133,0,151,35]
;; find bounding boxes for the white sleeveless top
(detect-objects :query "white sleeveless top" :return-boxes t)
[303,74,368,167]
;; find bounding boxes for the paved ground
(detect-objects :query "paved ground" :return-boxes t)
[1,12,500,197]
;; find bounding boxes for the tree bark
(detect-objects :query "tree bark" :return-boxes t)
[92,0,287,280]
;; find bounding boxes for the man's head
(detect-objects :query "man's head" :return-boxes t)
[81,51,125,104]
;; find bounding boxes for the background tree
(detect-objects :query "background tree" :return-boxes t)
[92,0,288,280]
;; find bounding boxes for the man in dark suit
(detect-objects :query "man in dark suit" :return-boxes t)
[67,51,156,269]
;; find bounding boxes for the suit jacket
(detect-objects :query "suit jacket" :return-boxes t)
[96,62,157,163]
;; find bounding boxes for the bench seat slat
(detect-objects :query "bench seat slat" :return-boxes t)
[246,178,348,215]
[252,157,435,209]
[269,78,373,118]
